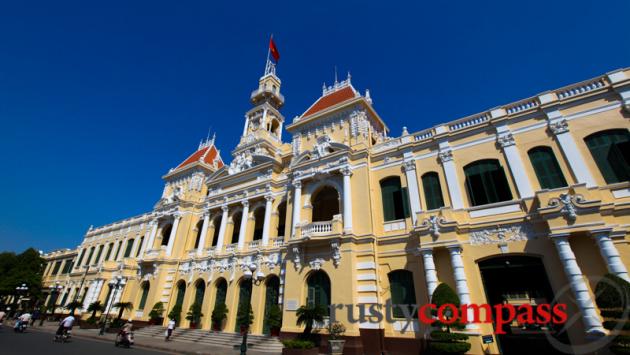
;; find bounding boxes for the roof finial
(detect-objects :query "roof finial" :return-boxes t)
[347,71,351,83]
[334,66,338,85]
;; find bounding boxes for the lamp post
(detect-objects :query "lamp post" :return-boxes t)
[99,275,126,335]
[240,263,265,355]
[48,282,63,315]
[15,283,29,311]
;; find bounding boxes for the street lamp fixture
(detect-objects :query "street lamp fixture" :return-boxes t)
[15,283,29,311]
[240,263,265,355]
[99,275,126,335]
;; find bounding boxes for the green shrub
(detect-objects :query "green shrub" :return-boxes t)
[282,339,315,349]
[431,283,463,330]
[429,341,471,354]
[266,304,282,329]
[211,303,228,328]
[236,303,254,327]
[430,331,470,342]
[595,274,630,309]
[168,304,182,324]
[148,302,165,321]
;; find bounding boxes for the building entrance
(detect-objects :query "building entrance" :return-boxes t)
[478,255,569,354]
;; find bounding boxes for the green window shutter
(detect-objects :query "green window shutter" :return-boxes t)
[139,284,150,310]
[124,239,134,258]
[381,180,397,221]
[422,172,445,210]
[585,129,630,184]
[401,187,411,218]
[388,270,418,319]
[465,160,513,206]
[528,147,567,189]
[76,250,85,266]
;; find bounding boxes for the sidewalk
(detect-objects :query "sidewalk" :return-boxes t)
[29,322,276,355]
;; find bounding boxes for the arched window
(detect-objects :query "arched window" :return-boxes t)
[175,281,186,307]
[253,208,265,241]
[235,278,253,331]
[138,282,150,311]
[270,119,280,136]
[194,220,204,249]
[528,146,568,189]
[104,243,113,261]
[76,249,86,267]
[191,280,205,325]
[161,224,173,246]
[263,276,280,334]
[585,129,630,184]
[214,278,228,308]
[464,159,513,206]
[421,172,445,210]
[211,215,222,247]
[388,270,418,318]
[94,244,104,264]
[123,239,134,258]
[380,176,410,221]
[85,247,95,266]
[231,212,242,244]
[312,186,339,222]
[307,271,331,309]
[277,201,287,237]
[136,237,144,257]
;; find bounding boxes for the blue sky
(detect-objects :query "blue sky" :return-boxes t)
[1,1,628,252]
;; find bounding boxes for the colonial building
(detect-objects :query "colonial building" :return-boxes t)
[42,61,630,354]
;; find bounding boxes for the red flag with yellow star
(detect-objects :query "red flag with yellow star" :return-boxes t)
[269,36,280,62]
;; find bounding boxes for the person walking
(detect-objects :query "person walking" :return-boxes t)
[0,310,6,329]
[165,318,175,341]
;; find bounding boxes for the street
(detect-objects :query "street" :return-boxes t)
[0,326,168,355]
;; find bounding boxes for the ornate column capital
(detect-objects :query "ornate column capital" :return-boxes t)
[221,205,229,213]
[340,166,353,176]
[438,149,453,164]
[402,160,416,172]
[264,194,274,203]
[496,133,515,148]
[549,119,569,135]
[241,200,249,208]
[293,180,302,189]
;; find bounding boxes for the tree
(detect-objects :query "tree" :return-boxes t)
[211,303,228,330]
[65,300,83,315]
[113,301,133,320]
[236,302,254,329]
[295,304,326,337]
[0,248,45,305]
[428,283,470,354]
[185,302,204,326]
[87,301,104,319]
[148,302,165,323]
[168,304,182,324]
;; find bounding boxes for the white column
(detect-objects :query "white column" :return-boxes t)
[145,220,159,253]
[447,246,475,329]
[117,239,127,261]
[341,167,353,233]
[593,232,629,282]
[165,214,181,256]
[261,195,274,246]
[82,281,96,310]
[197,213,210,256]
[402,160,422,225]
[242,115,250,136]
[110,241,119,261]
[552,235,605,336]
[140,221,156,256]
[291,180,302,237]
[548,118,596,187]
[420,249,439,300]
[238,201,249,250]
[215,206,229,251]
[496,131,534,198]
[438,148,465,209]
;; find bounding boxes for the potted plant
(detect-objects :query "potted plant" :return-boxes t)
[64,300,83,316]
[327,321,346,355]
[211,303,228,331]
[148,302,165,325]
[296,304,326,338]
[236,303,254,335]
[186,302,204,329]
[282,339,318,355]
[168,304,183,326]
[266,304,283,336]
[428,283,470,354]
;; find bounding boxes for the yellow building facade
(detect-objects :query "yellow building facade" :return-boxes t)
[42,63,630,354]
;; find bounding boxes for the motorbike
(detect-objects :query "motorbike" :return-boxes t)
[14,320,27,333]
[54,327,72,343]
[115,330,134,348]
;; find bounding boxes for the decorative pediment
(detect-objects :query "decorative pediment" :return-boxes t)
[469,224,533,246]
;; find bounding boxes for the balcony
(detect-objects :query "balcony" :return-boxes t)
[225,243,237,253]
[248,240,261,250]
[295,214,343,239]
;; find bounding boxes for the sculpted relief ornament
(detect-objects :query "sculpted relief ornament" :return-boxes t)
[548,192,585,222]
[469,224,532,245]
[420,215,446,238]
[312,136,333,159]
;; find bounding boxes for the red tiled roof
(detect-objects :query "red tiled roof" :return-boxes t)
[301,86,357,118]
[176,145,223,170]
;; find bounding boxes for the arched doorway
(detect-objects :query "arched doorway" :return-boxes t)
[161,224,173,246]
[231,212,242,244]
[190,279,205,327]
[311,186,339,222]
[306,270,331,308]
[172,280,186,325]
[479,255,569,354]
[263,275,280,335]
[211,278,228,331]
[138,281,150,312]
[234,278,253,332]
